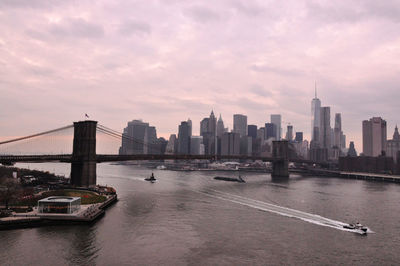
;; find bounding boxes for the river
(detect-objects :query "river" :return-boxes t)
[1,162,400,265]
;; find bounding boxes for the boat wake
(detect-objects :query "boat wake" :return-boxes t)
[197,189,373,234]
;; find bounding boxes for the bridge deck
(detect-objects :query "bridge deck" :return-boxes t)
[0,154,313,164]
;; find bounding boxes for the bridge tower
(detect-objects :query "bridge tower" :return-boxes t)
[70,120,97,187]
[272,140,289,179]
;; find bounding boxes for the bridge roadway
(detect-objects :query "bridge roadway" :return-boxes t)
[0,154,312,164]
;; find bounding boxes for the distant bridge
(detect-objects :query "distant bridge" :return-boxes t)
[0,121,315,187]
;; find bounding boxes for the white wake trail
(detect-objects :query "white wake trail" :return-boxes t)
[197,189,372,234]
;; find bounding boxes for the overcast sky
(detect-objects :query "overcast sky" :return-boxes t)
[1,0,400,152]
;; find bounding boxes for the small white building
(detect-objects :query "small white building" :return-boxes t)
[38,196,81,214]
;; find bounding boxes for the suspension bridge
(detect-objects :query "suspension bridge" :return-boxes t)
[0,120,310,187]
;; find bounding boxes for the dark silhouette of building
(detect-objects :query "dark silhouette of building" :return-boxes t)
[295,132,303,142]
[347,141,357,157]
[247,125,257,139]
[178,121,190,154]
[265,123,276,140]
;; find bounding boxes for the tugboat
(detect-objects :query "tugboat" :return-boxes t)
[343,222,368,234]
[145,173,156,183]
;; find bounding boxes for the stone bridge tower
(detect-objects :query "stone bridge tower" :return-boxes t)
[70,120,97,187]
[272,140,289,179]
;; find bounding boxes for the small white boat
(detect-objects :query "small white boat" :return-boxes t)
[343,222,368,234]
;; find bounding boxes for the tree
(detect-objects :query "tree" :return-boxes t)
[0,176,21,209]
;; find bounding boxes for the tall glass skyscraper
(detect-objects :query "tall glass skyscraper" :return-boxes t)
[270,114,282,140]
[311,89,321,142]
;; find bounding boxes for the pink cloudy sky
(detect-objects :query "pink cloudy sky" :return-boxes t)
[1,0,400,152]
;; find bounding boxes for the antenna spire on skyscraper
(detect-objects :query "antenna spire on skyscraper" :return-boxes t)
[315,81,317,98]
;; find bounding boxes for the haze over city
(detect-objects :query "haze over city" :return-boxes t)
[1,0,400,151]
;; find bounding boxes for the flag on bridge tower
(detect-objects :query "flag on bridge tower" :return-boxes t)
[85,113,89,119]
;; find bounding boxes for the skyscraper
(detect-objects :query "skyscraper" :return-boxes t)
[200,111,217,155]
[187,118,192,137]
[178,121,190,154]
[311,87,321,142]
[270,114,282,140]
[295,132,303,142]
[319,107,331,149]
[333,113,343,149]
[362,117,387,157]
[387,126,400,162]
[233,114,247,137]
[265,123,276,140]
[190,136,204,155]
[119,120,157,155]
[221,132,240,155]
[286,125,293,141]
[165,134,178,154]
[247,125,257,139]
[347,141,357,157]
[216,114,225,138]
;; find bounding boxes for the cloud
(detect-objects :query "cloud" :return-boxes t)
[250,84,273,97]
[183,6,220,23]
[250,64,305,77]
[0,0,67,9]
[1,0,400,152]
[49,18,104,39]
[118,20,151,36]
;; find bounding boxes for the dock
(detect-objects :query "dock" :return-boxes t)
[0,194,117,230]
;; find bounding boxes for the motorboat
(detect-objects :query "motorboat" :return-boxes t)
[145,173,156,182]
[343,222,368,234]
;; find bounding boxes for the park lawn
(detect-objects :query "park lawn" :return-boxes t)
[13,189,107,207]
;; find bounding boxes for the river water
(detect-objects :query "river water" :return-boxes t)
[1,163,400,265]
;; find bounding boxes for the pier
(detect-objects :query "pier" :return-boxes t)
[0,194,117,230]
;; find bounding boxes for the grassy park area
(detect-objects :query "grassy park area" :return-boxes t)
[13,189,107,207]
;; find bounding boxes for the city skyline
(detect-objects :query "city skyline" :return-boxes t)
[1,1,400,153]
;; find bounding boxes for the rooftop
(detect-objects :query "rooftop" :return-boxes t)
[38,196,80,203]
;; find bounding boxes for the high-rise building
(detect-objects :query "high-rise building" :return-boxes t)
[209,111,216,136]
[347,141,357,157]
[178,121,190,154]
[165,134,178,154]
[200,118,209,136]
[233,114,247,137]
[333,113,344,149]
[311,87,321,142]
[295,132,303,142]
[119,120,157,155]
[270,114,282,140]
[257,127,266,142]
[190,136,204,155]
[265,123,276,140]
[221,132,240,155]
[386,126,400,162]
[319,107,331,149]
[286,125,293,141]
[247,125,257,139]
[362,117,387,157]
[200,111,217,155]
[187,118,192,137]
[217,114,225,138]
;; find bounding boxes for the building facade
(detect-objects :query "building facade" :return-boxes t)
[271,114,282,140]
[233,114,247,137]
[362,117,387,157]
[387,126,400,162]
